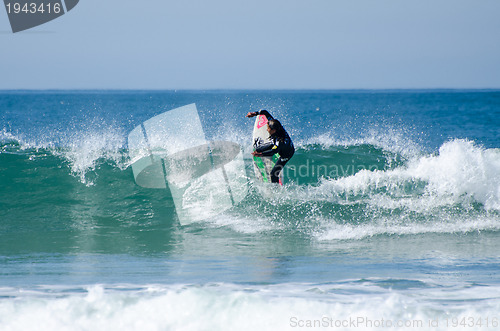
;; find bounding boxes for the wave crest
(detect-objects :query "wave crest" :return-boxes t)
[322,139,500,211]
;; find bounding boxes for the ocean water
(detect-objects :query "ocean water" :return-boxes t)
[0,90,499,330]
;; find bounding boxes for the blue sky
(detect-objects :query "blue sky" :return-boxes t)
[1,0,500,89]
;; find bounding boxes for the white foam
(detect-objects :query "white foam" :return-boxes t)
[0,128,18,144]
[315,139,500,211]
[55,127,126,185]
[409,139,500,210]
[314,214,500,241]
[1,126,128,185]
[271,139,500,240]
[0,128,38,151]
[1,282,500,331]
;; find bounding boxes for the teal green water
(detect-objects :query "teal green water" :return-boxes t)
[0,90,499,330]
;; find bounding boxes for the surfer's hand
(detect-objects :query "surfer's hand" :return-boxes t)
[246,112,257,118]
[252,151,263,157]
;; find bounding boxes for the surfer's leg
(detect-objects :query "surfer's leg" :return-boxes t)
[270,158,288,183]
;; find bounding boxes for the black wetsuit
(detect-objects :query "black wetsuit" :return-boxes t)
[254,110,295,183]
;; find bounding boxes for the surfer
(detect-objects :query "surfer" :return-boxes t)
[246,110,295,184]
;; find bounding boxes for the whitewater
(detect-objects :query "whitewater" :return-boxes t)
[0,90,499,330]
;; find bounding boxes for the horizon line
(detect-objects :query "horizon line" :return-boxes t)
[1,88,500,92]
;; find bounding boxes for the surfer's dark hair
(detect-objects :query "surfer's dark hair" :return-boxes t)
[268,119,286,139]
[268,119,282,131]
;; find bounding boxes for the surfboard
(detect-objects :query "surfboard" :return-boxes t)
[252,114,283,185]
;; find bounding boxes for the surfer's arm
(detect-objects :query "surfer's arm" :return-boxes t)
[257,110,274,120]
[255,141,278,156]
[246,109,274,120]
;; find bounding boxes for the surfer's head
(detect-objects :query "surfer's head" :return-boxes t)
[267,119,283,136]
